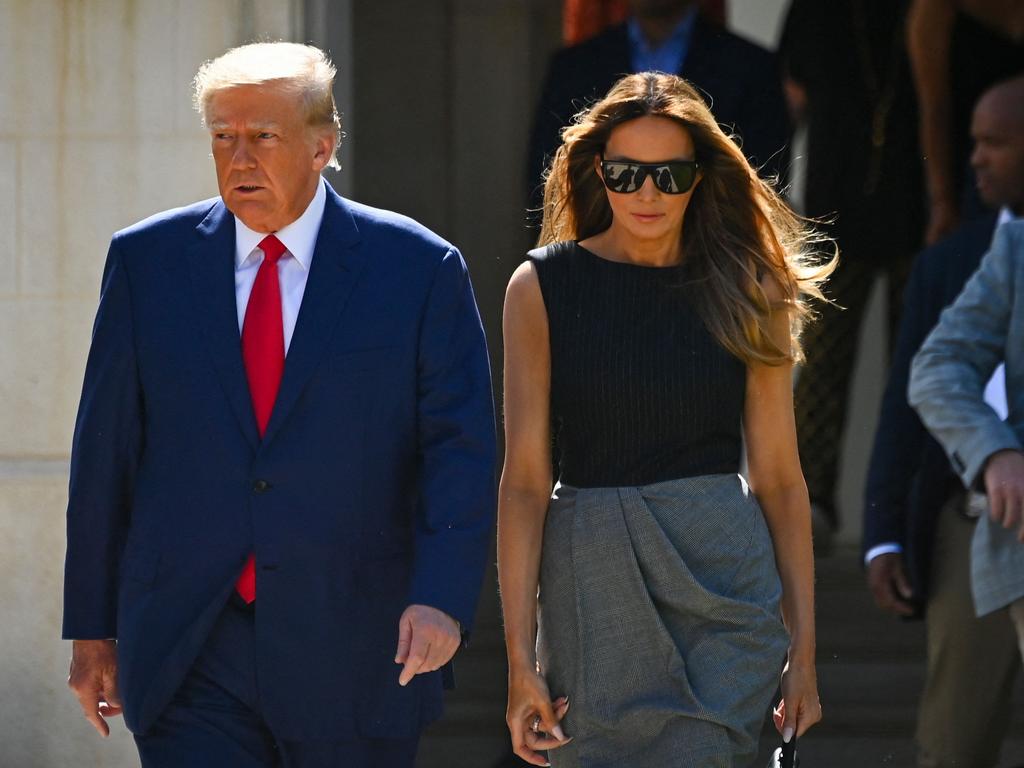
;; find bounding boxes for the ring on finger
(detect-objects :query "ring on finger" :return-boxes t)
[530,714,541,733]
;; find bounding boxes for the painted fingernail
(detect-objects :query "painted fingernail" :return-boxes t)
[783,726,794,743]
[552,724,566,740]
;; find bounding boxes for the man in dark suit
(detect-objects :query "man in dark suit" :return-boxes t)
[527,0,789,212]
[63,42,496,767]
[863,76,1024,768]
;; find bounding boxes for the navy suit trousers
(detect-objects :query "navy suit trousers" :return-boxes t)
[133,597,420,768]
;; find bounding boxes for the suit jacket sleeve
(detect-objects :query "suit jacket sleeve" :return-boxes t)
[62,238,144,639]
[909,223,1023,489]
[868,243,954,548]
[409,247,496,633]
[863,250,936,551]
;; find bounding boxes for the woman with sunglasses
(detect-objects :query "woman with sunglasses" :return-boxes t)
[498,72,833,767]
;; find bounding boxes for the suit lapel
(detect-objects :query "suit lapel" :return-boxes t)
[260,186,366,448]
[186,201,261,451]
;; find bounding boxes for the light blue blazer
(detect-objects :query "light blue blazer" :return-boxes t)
[909,219,1024,616]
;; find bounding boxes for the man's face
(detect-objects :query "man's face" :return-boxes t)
[970,95,1024,213]
[207,83,333,233]
[628,0,694,20]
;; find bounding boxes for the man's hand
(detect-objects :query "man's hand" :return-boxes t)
[867,552,916,616]
[394,604,461,687]
[68,639,122,737]
[983,449,1024,540]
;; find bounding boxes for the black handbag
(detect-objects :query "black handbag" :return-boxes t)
[767,737,798,768]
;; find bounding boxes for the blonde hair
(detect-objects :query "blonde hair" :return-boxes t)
[193,42,342,170]
[539,72,836,366]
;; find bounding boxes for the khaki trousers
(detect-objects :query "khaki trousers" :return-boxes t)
[917,498,1021,768]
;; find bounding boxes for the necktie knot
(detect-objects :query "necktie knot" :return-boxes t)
[258,234,287,265]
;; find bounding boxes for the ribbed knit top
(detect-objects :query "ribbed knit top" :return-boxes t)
[527,240,746,488]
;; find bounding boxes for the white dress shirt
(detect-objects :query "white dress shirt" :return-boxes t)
[234,176,327,353]
[865,206,1017,565]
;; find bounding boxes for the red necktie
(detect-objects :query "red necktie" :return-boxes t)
[235,234,288,603]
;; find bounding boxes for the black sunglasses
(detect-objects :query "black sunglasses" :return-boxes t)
[600,156,700,195]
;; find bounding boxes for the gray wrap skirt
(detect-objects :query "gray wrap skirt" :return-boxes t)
[537,473,790,768]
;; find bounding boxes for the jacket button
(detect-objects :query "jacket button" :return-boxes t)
[252,479,270,493]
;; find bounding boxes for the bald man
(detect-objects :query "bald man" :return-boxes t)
[866,75,1024,768]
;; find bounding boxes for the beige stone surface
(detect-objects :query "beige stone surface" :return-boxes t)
[0,2,62,139]
[0,140,16,297]
[0,299,94,457]
[0,476,139,767]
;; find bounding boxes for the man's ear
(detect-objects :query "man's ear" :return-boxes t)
[311,130,335,172]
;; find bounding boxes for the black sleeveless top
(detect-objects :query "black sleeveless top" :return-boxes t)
[528,241,746,488]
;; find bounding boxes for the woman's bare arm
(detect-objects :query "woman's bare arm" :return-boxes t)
[497,261,569,764]
[743,285,821,739]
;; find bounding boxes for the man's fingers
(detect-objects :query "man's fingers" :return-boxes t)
[74,690,111,737]
[887,583,915,616]
[990,491,1007,525]
[893,563,913,600]
[395,614,412,664]
[869,578,913,616]
[102,668,122,708]
[421,634,459,673]
[398,638,430,687]
[1004,496,1023,530]
[85,709,111,738]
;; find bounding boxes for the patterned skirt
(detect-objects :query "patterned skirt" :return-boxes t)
[537,473,789,768]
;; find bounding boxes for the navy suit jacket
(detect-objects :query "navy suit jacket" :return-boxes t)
[527,15,790,204]
[62,182,497,740]
[863,213,997,608]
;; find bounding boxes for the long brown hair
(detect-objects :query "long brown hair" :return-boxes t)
[538,72,835,365]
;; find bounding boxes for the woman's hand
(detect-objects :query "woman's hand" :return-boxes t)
[773,658,822,742]
[506,666,572,766]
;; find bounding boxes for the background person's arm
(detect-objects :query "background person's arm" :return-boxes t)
[907,0,960,244]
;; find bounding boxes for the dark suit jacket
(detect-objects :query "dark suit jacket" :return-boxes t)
[863,213,997,607]
[527,15,789,205]
[62,182,497,740]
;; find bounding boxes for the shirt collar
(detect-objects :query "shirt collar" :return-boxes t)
[997,206,1018,227]
[234,175,327,270]
[627,7,698,57]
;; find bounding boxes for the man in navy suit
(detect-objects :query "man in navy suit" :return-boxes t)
[63,42,496,767]
[863,76,1024,768]
[527,0,789,213]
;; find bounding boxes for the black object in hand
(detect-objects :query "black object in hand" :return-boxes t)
[767,737,798,768]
